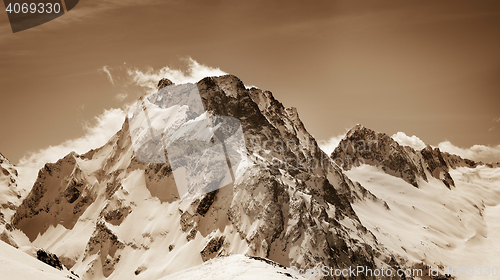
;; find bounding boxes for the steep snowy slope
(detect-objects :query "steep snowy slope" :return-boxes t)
[332,125,500,279]
[0,152,23,248]
[0,152,21,220]
[11,76,408,279]
[0,241,74,279]
[348,165,500,280]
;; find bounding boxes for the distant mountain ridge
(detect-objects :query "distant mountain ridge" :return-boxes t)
[332,124,498,189]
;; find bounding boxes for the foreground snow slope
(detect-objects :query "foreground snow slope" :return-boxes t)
[0,241,72,279]
[163,255,305,280]
[345,155,500,279]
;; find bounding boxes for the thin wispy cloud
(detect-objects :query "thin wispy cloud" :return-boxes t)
[115,92,128,101]
[488,117,500,132]
[99,65,114,85]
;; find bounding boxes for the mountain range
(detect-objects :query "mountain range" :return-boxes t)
[1,75,499,280]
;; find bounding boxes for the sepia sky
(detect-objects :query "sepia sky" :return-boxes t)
[1,0,500,164]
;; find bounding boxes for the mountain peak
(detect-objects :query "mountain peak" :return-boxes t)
[0,152,17,179]
[332,124,427,187]
[0,152,11,166]
[344,124,390,142]
[157,78,174,89]
[346,123,366,133]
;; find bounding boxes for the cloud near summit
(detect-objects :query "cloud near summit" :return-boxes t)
[391,131,500,163]
[127,57,227,92]
[391,132,427,150]
[437,142,500,164]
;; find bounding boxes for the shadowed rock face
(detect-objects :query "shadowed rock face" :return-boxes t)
[83,221,125,278]
[331,124,427,187]
[12,152,97,241]
[199,75,327,176]
[420,146,455,189]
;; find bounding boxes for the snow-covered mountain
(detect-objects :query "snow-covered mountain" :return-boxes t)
[332,125,500,280]
[0,152,22,248]
[0,152,20,217]
[332,125,499,189]
[8,75,404,279]
[3,75,500,279]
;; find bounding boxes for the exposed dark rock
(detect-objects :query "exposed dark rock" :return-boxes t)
[200,236,225,261]
[0,230,18,248]
[1,167,9,176]
[331,125,468,191]
[248,255,287,269]
[420,146,455,188]
[102,204,131,226]
[37,248,64,270]
[187,228,197,242]
[84,222,125,258]
[144,162,178,203]
[134,266,146,275]
[157,78,174,89]
[59,256,77,270]
[64,180,82,203]
[195,190,217,217]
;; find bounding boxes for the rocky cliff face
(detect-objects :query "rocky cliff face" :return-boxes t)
[331,125,464,189]
[10,75,411,279]
[12,151,104,241]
